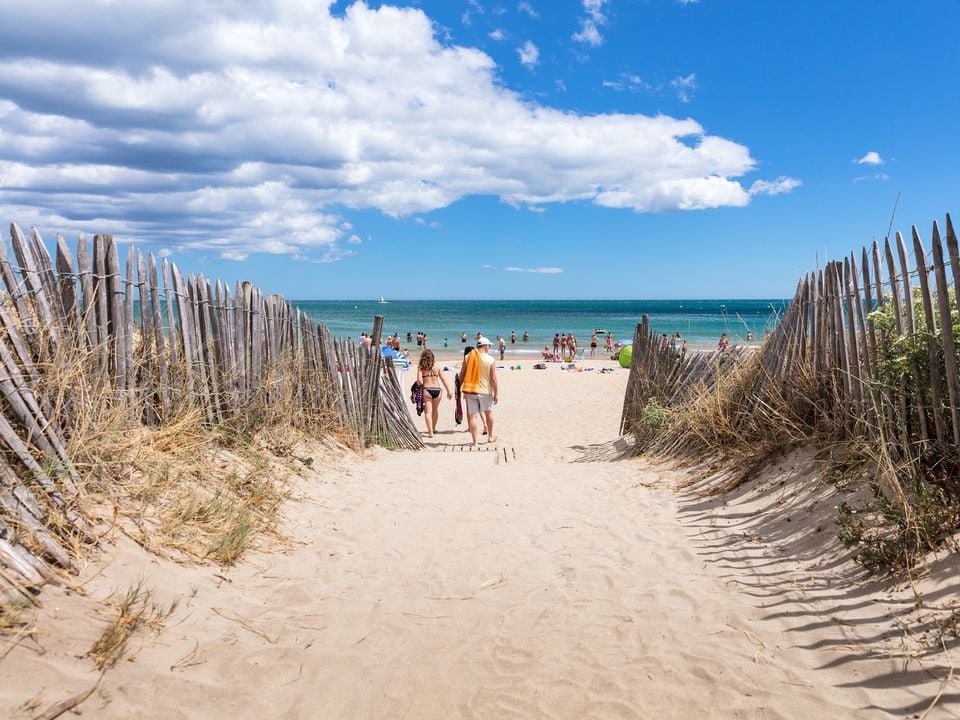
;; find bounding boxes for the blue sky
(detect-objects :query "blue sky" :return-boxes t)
[0,0,956,299]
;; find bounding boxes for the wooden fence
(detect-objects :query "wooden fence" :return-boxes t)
[620,315,749,439]
[0,223,421,602]
[621,212,960,468]
[732,214,960,456]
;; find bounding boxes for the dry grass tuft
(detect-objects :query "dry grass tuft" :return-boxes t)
[0,598,34,634]
[88,580,177,670]
[101,426,293,565]
[633,351,850,494]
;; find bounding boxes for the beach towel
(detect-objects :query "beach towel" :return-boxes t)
[460,349,481,394]
[454,374,463,425]
[410,381,424,416]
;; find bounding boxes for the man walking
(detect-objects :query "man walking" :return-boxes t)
[460,336,499,447]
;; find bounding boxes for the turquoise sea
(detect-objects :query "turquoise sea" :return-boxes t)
[291,299,790,353]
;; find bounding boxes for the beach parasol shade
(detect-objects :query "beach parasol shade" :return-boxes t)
[618,344,632,369]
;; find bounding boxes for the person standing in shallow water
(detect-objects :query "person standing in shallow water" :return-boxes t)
[416,350,451,438]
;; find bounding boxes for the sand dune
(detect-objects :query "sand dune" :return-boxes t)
[1,357,956,718]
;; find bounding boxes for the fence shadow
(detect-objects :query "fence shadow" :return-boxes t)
[675,449,960,717]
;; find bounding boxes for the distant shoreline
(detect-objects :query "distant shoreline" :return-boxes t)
[387,342,762,366]
[293,298,785,352]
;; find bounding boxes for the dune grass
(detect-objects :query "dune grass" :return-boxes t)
[88,580,177,670]
[19,312,345,570]
[628,345,960,573]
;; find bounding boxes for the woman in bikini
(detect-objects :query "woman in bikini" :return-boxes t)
[417,349,452,438]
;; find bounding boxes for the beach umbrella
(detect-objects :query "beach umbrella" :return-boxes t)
[618,344,633,369]
[381,345,410,369]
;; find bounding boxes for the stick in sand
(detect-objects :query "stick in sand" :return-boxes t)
[32,674,103,720]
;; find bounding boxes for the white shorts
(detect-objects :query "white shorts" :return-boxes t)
[465,393,493,415]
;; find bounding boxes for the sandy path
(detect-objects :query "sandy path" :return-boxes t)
[1,359,932,718]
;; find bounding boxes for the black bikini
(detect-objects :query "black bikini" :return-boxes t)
[422,369,442,399]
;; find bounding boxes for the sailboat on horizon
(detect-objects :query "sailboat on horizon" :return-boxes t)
[378,294,389,304]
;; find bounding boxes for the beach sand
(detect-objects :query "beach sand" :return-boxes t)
[1,357,956,718]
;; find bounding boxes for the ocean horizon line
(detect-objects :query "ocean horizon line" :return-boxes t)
[290,298,787,349]
[287,297,793,303]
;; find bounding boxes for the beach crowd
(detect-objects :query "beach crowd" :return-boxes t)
[403,329,624,446]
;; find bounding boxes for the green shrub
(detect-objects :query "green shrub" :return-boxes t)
[836,475,960,573]
[640,398,670,433]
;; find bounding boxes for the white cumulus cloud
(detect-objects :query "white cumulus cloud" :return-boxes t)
[603,73,649,92]
[671,73,698,103]
[518,2,540,19]
[517,40,540,68]
[749,176,802,196]
[504,266,563,274]
[0,1,788,260]
[855,151,884,165]
[572,0,608,47]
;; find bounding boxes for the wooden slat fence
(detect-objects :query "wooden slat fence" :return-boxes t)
[620,314,750,440]
[0,223,421,602]
[622,212,960,470]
